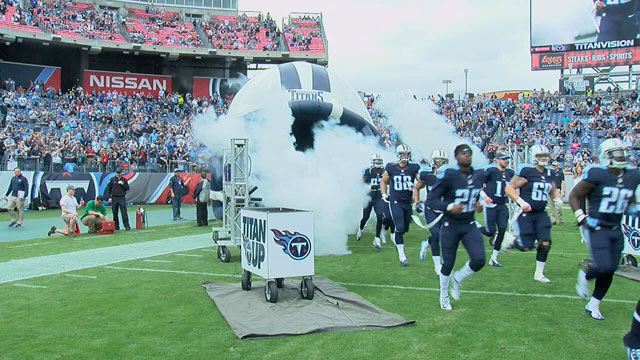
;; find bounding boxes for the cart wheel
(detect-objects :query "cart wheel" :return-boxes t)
[241,270,252,291]
[217,246,231,263]
[621,254,638,267]
[265,281,278,303]
[276,278,284,288]
[300,278,314,300]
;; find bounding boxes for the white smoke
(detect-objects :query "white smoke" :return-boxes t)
[192,93,386,255]
[376,95,488,166]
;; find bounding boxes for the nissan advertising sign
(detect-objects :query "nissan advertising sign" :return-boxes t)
[83,70,172,97]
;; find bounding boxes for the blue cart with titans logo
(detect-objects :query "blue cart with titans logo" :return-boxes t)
[240,208,315,303]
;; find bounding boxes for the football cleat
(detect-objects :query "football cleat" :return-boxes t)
[489,259,503,268]
[627,347,640,360]
[585,303,604,320]
[576,270,589,300]
[534,272,551,284]
[440,296,452,311]
[356,228,362,241]
[373,237,381,249]
[450,277,461,300]
[48,226,56,236]
[419,240,430,261]
[399,254,408,266]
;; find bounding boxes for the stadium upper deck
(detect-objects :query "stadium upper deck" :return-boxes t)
[0,0,328,65]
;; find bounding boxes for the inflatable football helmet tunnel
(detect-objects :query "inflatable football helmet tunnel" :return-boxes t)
[227,61,382,151]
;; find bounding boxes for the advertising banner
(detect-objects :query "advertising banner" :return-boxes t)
[83,70,172,97]
[0,60,61,90]
[531,47,640,70]
[0,171,201,209]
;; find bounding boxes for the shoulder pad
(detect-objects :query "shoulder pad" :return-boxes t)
[582,164,606,181]
[436,164,458,179]
[516,163,533,176]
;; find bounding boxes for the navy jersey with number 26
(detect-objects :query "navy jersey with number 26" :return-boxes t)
[582,165,640,227]
[385,162,420,203]
[427,164,485,222]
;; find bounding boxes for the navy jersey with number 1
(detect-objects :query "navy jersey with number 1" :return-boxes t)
[385,162,420,203]
[483,164,515,205]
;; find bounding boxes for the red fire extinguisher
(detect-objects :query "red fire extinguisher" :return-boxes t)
[136,207,146,230]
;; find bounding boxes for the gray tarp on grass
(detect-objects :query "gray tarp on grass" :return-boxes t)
[202,276,415,339]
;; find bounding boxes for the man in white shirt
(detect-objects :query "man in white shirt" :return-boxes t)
[48,185,84,237]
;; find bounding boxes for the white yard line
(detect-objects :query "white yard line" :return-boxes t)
[0,233,212,284]
[143,259,174,263]
[12,283,48,288]
[173,254,203,257]
[8,242,54,249]
[63,274,97,279]
[348,245,591,256]
[102,265,638,304]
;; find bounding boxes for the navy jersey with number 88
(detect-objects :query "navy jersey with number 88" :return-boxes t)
[385,162,420,203]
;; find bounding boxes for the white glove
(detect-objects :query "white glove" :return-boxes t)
[553,198,563,208]
[382,193,389,203]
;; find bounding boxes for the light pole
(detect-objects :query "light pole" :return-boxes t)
[464,68,468,94]
[442,79,452,95]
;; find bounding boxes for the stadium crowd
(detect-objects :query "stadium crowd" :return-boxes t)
[0,82,232,173]
[35,0,124,41]
[201,12,282,51]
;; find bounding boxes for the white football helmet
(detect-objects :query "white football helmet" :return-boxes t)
[370,153,384,168]
[396,144,411,163]
[530,145,550,166]
[598,138,629,169]
[430,149,449,169]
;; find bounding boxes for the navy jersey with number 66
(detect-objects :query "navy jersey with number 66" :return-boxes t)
[516,164,554,212]
[483,164,515,205]
[385,162,420,203]
[582,165,640,227]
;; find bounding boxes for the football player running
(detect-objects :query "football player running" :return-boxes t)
[479,150,515,267]
[570,139,640,320]
[505,145,562,284]
[357,153,387,249]
[380,144,421,266]
[413,149,449,275]
[427,144,485,311]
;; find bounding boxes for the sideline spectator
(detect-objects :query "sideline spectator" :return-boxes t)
[81,195,108,233]
[48,184,84,237]
[192,171,210,226]
[169,168,190,220]
[3,167,28,228]
[107,168,130,231]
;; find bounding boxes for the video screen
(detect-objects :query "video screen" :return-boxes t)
[531,0,640,47]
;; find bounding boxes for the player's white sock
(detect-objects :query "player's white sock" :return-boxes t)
[535,260,546,274]
[381,228,386,241]
[453,261,475,284]
[439,274,450,297]
[587,297,601,308]
[432,256,441,265]
[396,244,406,259]
[491,250,500,262]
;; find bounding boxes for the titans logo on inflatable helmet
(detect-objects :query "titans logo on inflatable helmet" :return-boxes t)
[226,61,382,151]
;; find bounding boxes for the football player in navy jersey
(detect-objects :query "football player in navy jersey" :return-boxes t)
[356,153,387,249]
[594,0,638,43]
[570,139,640,320]
[427,144,485,311]
[413,149,449,275]
[380,144,421,266]
[624,299,640,359]
[480,150,515,267]
[505,145,563,284]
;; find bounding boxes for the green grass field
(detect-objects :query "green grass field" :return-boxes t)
[0,208,636,359]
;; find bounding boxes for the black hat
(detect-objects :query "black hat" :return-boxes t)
[496,152,510,160]
[115,169,122,173]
